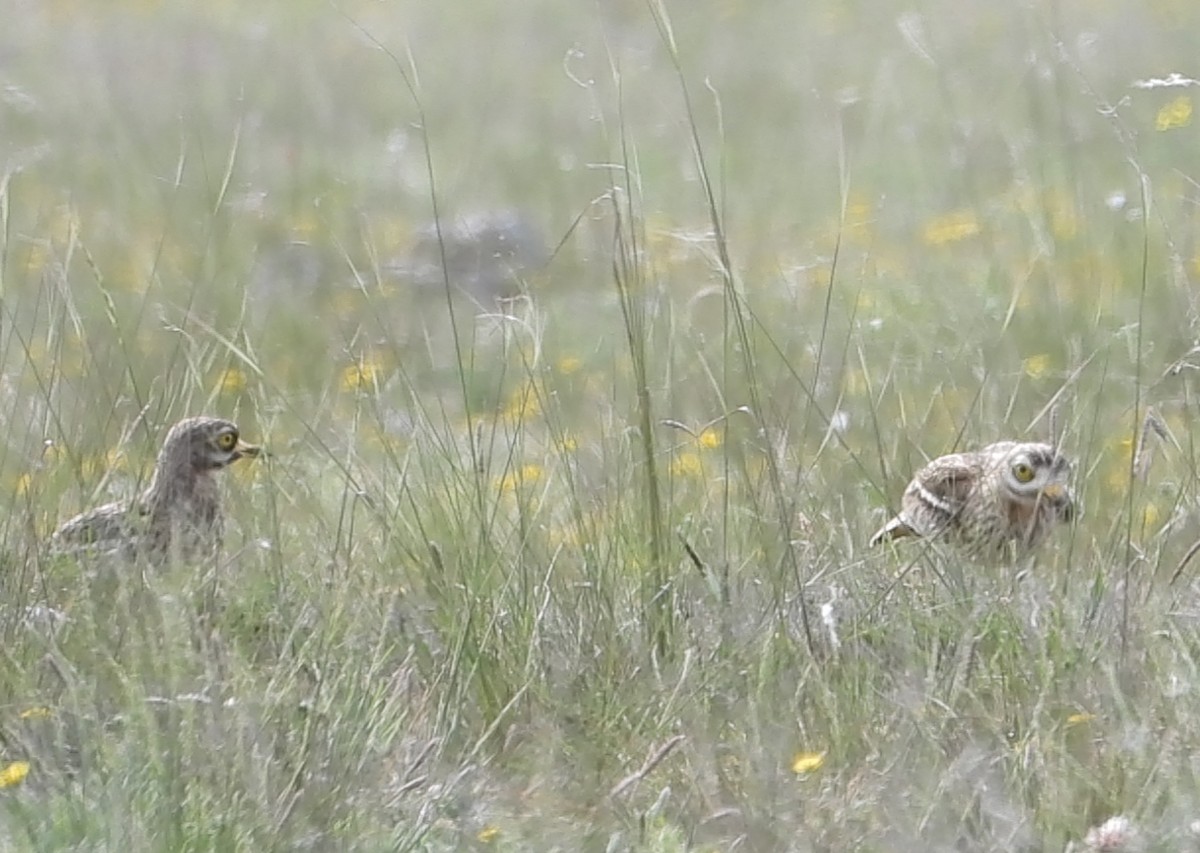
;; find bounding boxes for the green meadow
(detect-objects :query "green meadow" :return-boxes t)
[1,0,1199,849]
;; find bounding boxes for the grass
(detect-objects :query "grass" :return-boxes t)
[1,0,1200,849]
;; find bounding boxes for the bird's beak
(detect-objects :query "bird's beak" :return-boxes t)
[1041,483,1074,521]
[234,440,262,461]
[1041,483,1065,501]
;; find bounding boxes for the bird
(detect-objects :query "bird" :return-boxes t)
[52,416,261,564]
[869,441,1075,558]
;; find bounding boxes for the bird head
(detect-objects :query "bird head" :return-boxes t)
[162,416,261,472]
[1001,442,1074,520]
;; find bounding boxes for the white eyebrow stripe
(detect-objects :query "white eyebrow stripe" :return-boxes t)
[915,481,956,514]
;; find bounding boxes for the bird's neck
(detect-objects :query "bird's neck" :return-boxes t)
[144,462,213,505]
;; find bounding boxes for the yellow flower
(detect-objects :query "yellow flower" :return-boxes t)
[1142,504,1160,529]
[1156,95,1192,131]
[217,367,247,394]
[697,428,722,449]
[18,708,51,721]
[477,825,501,843]
[79,456,106,481]
[921,210,980,246]
[49,205,79,245]
[24,244,48,276]
[330,290,361,319]
[557,434,578,452]
[1022,353,1051,379]
[374,216,412,251]
[1104,436,1135,493]
[791,751,825,774]
[502,384,541,421]
[844,196,873,241]
[670,452,703,477]
[1047,194,1078,241]
[290,209,322,238]
[0,761,29,788]
[1066,711,1095,727]
[341,358,384,392]
[13,474,32,497]
[111,251,150,293]
[556,356,582,375]
[102,448,129,474]
[497,463,543,493]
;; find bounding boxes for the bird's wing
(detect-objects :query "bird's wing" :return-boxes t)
[870,452,982,546]
[51,500,142,550]
[908,452,980,517]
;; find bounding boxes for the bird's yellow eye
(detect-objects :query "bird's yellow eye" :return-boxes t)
[217,431,237,451]
[1012,462,1035,483]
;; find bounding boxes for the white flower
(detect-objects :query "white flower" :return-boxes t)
[1083,815,1137,851]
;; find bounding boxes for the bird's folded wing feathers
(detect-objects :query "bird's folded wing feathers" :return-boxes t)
[869,455,980,546]
[51,500,144,549]
[911,454,979,514]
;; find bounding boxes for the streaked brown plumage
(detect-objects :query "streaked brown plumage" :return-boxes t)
[52,416,260,564]
[869,441,1074,558]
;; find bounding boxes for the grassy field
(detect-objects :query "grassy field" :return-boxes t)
[1,0,1200,849]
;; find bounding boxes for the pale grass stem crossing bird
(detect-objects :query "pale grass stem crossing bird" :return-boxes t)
[869,441,1075,558]
[52,416,261,564]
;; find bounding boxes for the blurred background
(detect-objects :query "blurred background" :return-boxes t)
[1,0,1197,479]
